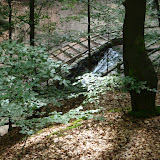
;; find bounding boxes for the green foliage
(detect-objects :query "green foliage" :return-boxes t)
[0,42,102,135]
[0,41,71,134]
[73,73,159,108]
[49,106,101,125]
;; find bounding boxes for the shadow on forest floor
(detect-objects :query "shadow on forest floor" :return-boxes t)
[0,108,160,160]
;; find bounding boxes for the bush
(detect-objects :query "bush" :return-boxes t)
[0,41,71,134]
[74,73,158,107]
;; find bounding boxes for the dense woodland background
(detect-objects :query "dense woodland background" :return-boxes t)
[0,0,160,159]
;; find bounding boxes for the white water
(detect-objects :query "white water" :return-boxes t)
[93,48,122,75]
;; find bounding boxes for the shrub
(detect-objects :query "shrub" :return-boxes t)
[0,41,71,134]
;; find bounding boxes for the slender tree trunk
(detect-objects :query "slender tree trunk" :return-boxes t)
[0,11,8,29]
[29,0,35,46]
[8,117,13,131]
[8,0,13,131]
[154,0,160,27]
[8,0,12,41]
[123,0,158,113]
[88,0,91,71]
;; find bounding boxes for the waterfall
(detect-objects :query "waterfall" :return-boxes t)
[93,48,122,75]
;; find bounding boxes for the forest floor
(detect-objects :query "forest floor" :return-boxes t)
[0,72,160,160]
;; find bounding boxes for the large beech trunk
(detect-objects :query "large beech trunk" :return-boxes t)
[123,0,158,112]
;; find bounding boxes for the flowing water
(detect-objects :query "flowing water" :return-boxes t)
[93,48,122,75]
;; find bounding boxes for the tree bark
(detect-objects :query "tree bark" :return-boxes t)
[88,0,92,71]
[0,11,8,29]
[123,0,158,113]
[8,0,12,41]
[29,0,35,46]
[154,0,160,27]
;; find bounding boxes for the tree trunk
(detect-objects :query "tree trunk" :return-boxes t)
[123,0,158,113]
[88,0,92,71]
[0,11,8,29]
[154,0,160,27]
[8,0,12,41]
[8,117,13,131]
[29,0,35,46]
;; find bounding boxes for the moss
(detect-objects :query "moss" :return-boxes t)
[108,107,131,113]
[35,129,44,134]
[128,110,150,118]
[48,119,83,137]
[155,106,160,115]
[108,109,120,112]
[128,106,160,118]
[50,131,59,135]
[135,36,145,53]
[70,118,83,125]
[126,106,132,111]
[64,123,82,131]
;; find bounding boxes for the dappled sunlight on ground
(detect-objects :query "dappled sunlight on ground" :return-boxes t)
[1,110,160,159]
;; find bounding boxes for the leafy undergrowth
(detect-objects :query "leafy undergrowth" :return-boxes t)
[0,74,160,160]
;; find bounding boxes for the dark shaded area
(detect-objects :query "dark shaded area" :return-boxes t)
[37,94,86,116]
[0,127,25,155]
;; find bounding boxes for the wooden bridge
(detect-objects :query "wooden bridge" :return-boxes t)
[49,33,119,64]
[49,33,160,75]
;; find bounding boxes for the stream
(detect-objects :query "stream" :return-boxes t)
[93,48,122,75]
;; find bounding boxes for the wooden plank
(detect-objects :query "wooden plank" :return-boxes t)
[57,52,71,61]
[65,50,88,64]
[72,44,88,52]
[77,41,88,49]
[67,44,81,54]
[49,54,63,61]
[59,48,73,58]
[90,39,100,45]
[54,49,62,56]
[98,35,108,41]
